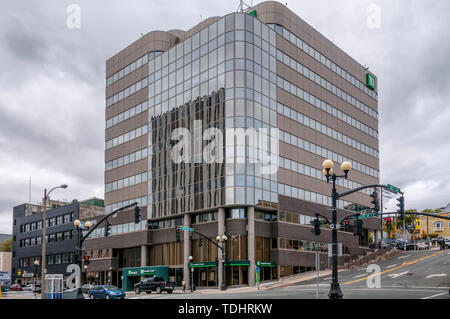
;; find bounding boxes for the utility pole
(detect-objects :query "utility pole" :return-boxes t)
[380,188,383,244]
[315,244,319,299]
[40,184,68,300]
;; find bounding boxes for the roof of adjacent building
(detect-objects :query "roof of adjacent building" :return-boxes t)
[439,203,450,212]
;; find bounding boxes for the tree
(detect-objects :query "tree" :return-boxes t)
[0,238,12,252]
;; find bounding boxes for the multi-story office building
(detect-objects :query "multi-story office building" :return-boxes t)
[11,199,105,285]
[95,1,380,290]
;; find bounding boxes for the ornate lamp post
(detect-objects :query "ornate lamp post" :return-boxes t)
[215,235,228,290]
[73,219,92,299]
[322,159,352,299]
[188,255,194,292]
[34,259,40,287]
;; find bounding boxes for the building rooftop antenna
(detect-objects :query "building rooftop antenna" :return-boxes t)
[237,0,252,13]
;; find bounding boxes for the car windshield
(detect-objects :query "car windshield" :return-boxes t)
[104,285,120,290]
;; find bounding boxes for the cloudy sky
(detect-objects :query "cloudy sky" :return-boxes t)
[0,0,449,234]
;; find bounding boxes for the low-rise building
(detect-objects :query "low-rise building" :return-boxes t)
[419,207,450,238]
[11,199,105,285]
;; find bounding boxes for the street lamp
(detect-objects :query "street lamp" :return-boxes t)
[40,184,68,300]
[322,159,352,299]
[34,259,40,287]
[216,235,227,290]
[74,218,92,299]
[188,256,194,292]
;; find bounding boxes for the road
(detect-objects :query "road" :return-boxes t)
[130,249,450,299]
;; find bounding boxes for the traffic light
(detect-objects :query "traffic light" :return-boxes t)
[311,218,320,235]
[370,191,379,212]
[175,227,181,242]
[386,217,392,229]
[344,220,350,232]
[353,219,363,236]
[396,196,405,219]
[199,237,203,247]
[134,206,141,224]
[84,255,90,265]
[104,220,111,237]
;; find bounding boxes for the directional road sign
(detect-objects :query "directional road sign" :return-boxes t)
[386,184,401,194]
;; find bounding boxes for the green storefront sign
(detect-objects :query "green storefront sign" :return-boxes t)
[226,260,250,267]
[256,261,276,267]
[122,266,169,291]
[189,260,251,268]
[366,73,376,90]
[189,262,217,268]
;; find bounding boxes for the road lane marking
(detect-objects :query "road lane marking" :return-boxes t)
[342,251,443,285]
[385,264,398,269]
[323,277,331,281]
[353,274,367,279]
[425,274,447,279]
[397,255,410,259]
[421,292,447,299]
[388,271,409,278]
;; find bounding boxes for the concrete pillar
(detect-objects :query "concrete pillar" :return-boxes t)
[217,207,225,289]
[183,213,191,289]
[141,245,147,267]
[247,206,255,286]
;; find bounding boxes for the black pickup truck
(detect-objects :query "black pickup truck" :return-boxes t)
[134,277,175,294]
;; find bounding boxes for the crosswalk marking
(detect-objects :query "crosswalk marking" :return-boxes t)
[385,264,397,269]
[342,251,444,285]
[388,271,409,279]
[421,292,447,299]
[425,274,447,279]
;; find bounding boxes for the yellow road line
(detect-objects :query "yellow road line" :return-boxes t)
[342,251,443,285]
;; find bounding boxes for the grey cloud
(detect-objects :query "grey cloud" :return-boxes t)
[1,0,449,234]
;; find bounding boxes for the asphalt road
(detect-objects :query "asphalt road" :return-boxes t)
[130,249,450,299]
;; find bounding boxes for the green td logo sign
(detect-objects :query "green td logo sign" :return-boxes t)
[366,73,376,90]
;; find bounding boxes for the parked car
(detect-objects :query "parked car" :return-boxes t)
[444,239,450,249]
[82,283,95,294]
[23,284,41,292]
[417,242,430,250]
[10,284,23,291]
[134,276,175,294]
[88,285,125,299]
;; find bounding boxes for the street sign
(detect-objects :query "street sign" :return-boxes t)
[353,213,377,220]
[386,184,401,194]
[330,224,341,230]
[328,243,342,257]
[179,226,194,232]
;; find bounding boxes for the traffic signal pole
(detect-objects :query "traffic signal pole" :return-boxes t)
[74,202,140,299]
[178,227,227,291]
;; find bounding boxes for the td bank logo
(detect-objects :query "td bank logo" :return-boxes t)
[366,73,376,90]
